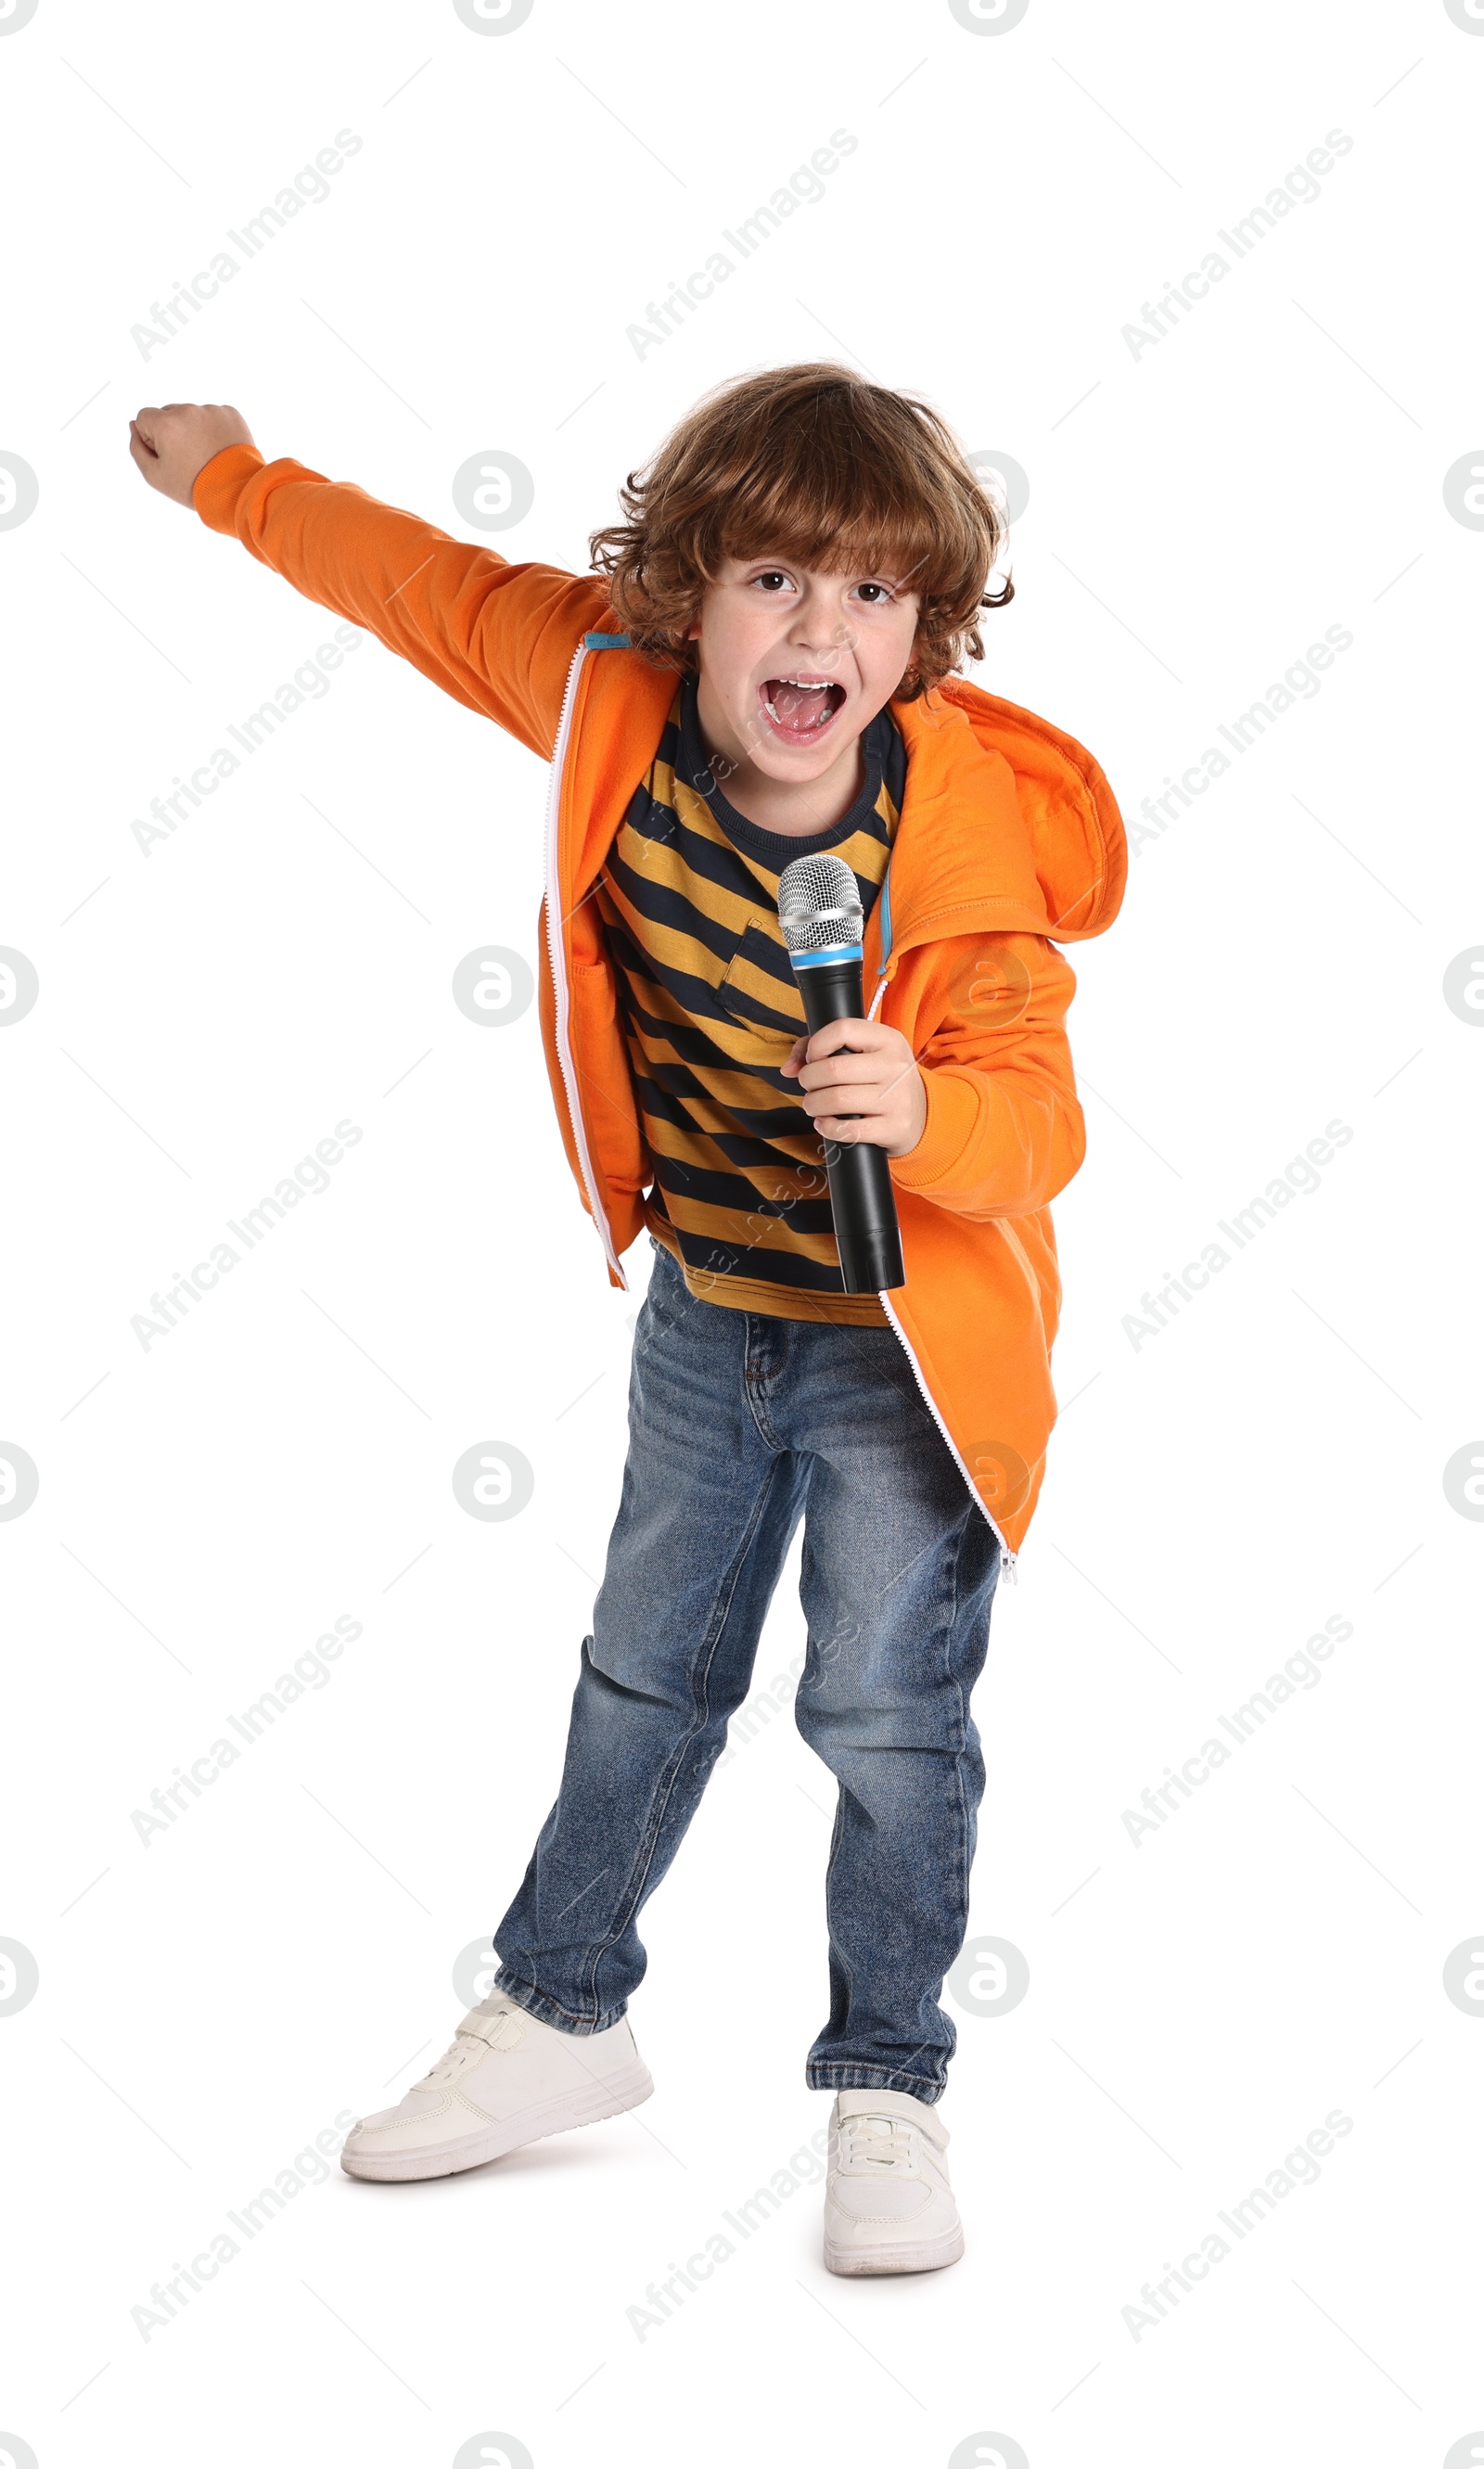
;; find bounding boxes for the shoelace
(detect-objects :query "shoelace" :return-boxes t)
[839,2111,915,2172]
[416,2003,518,2088]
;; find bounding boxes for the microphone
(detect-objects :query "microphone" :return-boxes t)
[777,851,906,1295]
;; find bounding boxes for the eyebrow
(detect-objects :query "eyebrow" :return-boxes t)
[738,556,913,587]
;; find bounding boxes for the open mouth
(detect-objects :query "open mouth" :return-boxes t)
[759,674,846,743]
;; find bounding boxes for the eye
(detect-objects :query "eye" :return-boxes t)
[749,569,794,594]
[852,582,896,605]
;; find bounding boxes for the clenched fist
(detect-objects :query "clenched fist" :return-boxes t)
[129,403,256,506]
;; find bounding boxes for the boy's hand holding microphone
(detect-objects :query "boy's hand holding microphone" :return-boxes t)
[781,1017,926,1157]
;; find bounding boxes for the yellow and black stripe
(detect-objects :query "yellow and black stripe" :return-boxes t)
[594,674,906,1323]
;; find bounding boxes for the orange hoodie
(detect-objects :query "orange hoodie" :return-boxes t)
[192,446,1127,1569]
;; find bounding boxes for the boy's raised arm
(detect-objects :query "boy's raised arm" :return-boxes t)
[129,403,607,757]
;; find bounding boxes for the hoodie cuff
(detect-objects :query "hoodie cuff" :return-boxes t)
[191,442,267,531]
[888,1068,979,1194]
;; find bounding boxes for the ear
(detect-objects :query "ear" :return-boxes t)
[684,579,714,646]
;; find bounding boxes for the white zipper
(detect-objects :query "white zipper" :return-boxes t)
[877,1290,1017,1580]
[543,638,626,1288]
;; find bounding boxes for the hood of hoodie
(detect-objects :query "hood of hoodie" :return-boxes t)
[872,677,1127,968]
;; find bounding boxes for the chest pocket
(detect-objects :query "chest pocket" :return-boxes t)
[715,922,803,1048]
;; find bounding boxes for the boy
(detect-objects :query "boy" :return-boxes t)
[129,365,1124,2275]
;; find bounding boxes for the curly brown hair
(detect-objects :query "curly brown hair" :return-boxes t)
[587,362,1013,701]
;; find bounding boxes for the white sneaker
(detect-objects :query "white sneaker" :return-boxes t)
[823,2087,964,2274]
[340,1989,653,2182]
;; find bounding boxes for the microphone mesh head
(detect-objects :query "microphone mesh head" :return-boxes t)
[776,852,864,955]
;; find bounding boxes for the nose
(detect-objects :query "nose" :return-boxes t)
[787,591,847,666]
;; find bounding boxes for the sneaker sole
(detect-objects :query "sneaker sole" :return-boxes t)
[824,2220,965,2276]
[340,2061,655,2182]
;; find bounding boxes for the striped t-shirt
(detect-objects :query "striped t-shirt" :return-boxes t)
[593,672,907,1324]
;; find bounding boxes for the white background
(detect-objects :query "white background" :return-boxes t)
[2,2,1481,2463]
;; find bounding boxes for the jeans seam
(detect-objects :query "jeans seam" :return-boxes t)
[493,1968,624,2037]
[944,1515,973,1955]
[816,1764,851,2066]
[809,2063,946,2101]
[742,1310,786,1451]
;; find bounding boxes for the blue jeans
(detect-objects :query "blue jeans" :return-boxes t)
[493,1239,1002,2100]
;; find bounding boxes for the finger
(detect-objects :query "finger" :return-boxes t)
[805,1017,879,1060]
[802,1048,920,1109]
[780,1036,807,1077]
[798,1050,885,1091]
[800,1085,890,1120]
[127,421,157,464]
[128,429,166,484]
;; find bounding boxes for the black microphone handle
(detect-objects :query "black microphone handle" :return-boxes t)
[796,958,906,1294]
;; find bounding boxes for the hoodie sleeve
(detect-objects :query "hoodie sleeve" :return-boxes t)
[888,932,1086,1218]
[191,444,608,759]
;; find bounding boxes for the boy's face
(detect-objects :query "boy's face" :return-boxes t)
[687,555,921,792]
